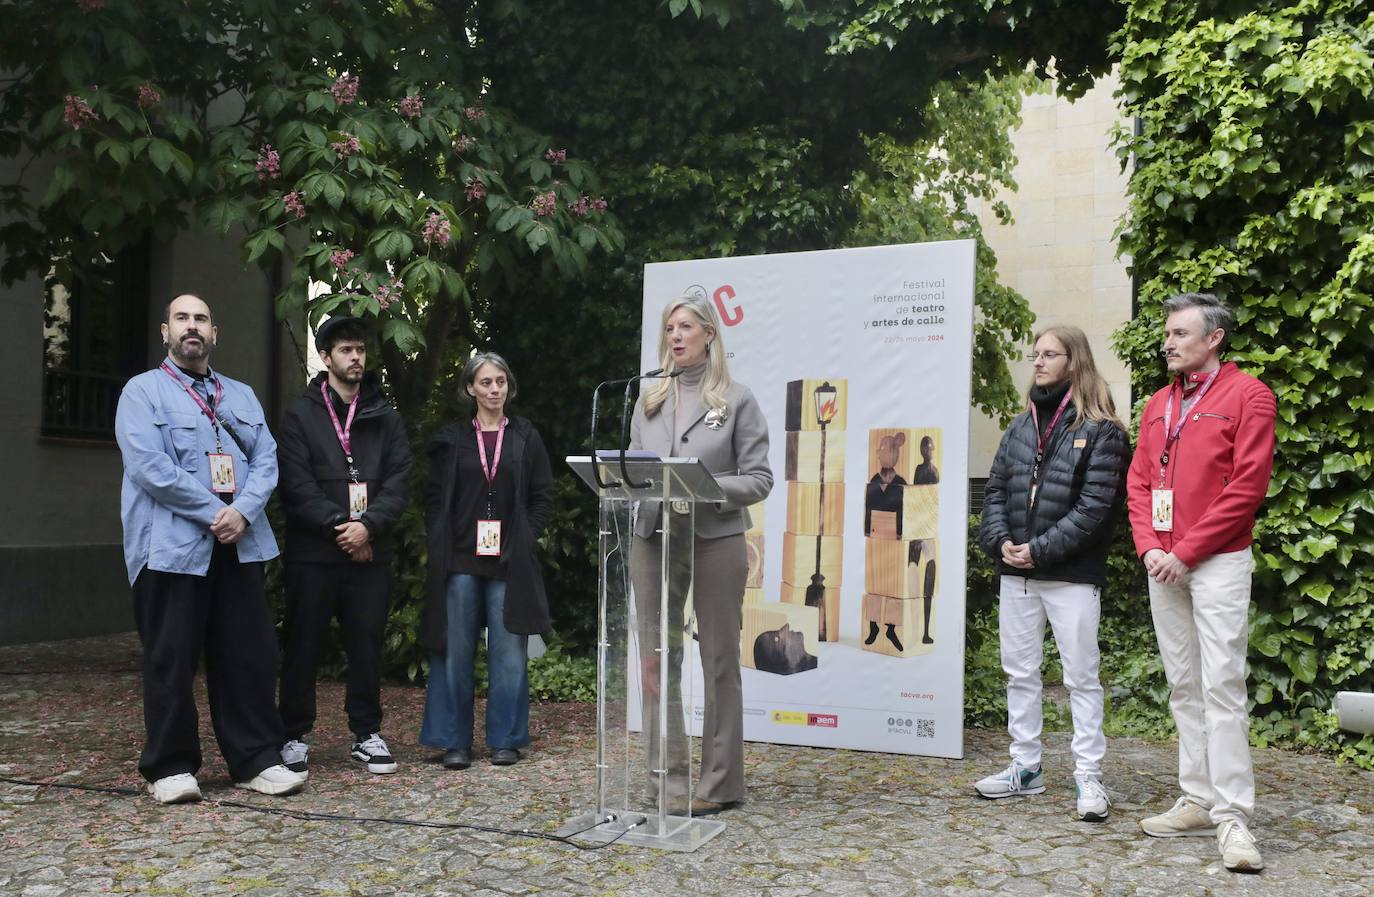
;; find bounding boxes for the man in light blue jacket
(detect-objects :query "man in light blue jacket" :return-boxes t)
[116,293,305,803]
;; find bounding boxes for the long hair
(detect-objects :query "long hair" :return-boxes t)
[1027,325,1123,430]
[642,294,734,417]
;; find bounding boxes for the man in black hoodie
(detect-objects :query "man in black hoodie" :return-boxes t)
[276,316,414,776]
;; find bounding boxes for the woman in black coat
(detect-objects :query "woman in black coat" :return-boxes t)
[419,353,553,771]
[974,325,1129,823]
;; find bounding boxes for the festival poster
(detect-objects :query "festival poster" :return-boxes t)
[635,241,976,758]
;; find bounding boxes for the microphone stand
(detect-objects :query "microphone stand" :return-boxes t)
[619,370,679,489]
[588,368,678,490]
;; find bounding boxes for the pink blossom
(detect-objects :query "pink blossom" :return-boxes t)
[463,105,485,121]
[330,133,361,159]
[422,212,451,248]
[593,196,608,212]
[331,73,359,105]
[398,95,423,120]
[284,191,306,220]
[374,277,403,310]
[255,145,280,182]
[452,135,475,154]
[544,148,567,164]
[570,195,591,217]
[330,249,355,272]
[63,95,97,131]
[136,83,161,109]
[465,178,486,202]
[531,191,557,217]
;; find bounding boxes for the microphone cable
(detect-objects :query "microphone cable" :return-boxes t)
[0,774,641,850]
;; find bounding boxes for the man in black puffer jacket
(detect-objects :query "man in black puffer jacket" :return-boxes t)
[974,325,1129,824]
[276,316,414,779]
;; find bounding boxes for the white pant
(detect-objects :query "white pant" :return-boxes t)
[999,576,1106,778]
[1148,548,1255,824]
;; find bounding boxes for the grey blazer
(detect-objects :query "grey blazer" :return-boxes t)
[630,380,774,539]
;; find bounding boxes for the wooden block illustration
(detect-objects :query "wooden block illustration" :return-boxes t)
[781,532,843,583]
[745,532,765,589]
[868,509,899,540]
[903,484,939,540]
[786,482,846,536]
[741,603,820,674]
[745,501,766,535]
[780,579,841,643]
[864,537,939,601]
[867,427,943,484]
[860,593,934,657]
[785,379,849,432]
[785,430,847,483]
[743,587,765,607]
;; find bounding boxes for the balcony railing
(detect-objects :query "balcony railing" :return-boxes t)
[41,367,126,441]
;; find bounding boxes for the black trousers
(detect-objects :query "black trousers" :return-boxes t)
[132,544,284,783]
[278,561,391,740]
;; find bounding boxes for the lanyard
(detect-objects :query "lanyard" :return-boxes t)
[1028,387,1073,500]
[160,361,223,451]
[322,380,361,481]
[473,417,507,515]
[1158,368,1221,486]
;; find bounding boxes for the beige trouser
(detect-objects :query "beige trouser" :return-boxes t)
[630,525,747,804]
[1147,548,1256,824]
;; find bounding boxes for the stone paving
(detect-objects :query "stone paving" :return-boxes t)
[2,633,1373,896]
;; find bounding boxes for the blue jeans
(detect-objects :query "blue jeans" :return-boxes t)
[420,574,530,752]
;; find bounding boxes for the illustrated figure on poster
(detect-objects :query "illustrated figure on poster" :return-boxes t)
[864,432,906,538]
[907,537,936,645]
[913,435,940,484]
[752,623,818,675]
[628,293,773,817]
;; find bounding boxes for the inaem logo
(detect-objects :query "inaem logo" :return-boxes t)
[684,283,744,327]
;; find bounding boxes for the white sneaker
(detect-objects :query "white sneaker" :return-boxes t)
[280,739,309,776]
[1140,795,1214,837]
[235,764,307,796]
[148,773,202,804]
[1074,775,1110,822]
[1217,819,1264,872]
[974,759,1045,798]
[350,733,398,774]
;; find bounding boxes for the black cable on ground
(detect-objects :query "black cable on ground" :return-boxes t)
[0,775,633,850]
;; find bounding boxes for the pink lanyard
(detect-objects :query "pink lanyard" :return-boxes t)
[1158,368,1220,485]
[160,361,223,449]
[1028,388,1073,495]
[322,380,361,481]
[473,417,507,514]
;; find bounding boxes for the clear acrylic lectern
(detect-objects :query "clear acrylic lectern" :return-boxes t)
[556,454,727,851]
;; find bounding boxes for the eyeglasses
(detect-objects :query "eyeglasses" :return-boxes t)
[1025,351,1068,361]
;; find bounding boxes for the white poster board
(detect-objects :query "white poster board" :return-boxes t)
[639,241,976,758]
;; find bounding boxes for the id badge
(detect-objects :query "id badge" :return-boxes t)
[348,482,368,520]
[208,453,236,494]
[476,519,502,556]
[1152,489,1174,532]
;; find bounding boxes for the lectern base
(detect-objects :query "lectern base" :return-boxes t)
[555,811,726,852]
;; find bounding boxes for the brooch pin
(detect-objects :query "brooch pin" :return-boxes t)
[704,405,730,430]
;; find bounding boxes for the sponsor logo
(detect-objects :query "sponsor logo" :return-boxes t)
[770,710,839,728]
[684,283,744,327]
[771,710,808,726]
[807,713,838,728]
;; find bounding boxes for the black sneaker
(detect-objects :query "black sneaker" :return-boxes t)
[350,733,398,774]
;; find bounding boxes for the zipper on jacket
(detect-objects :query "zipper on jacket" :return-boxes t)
[1193,412,1231,422]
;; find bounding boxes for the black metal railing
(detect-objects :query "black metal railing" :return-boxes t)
[41,367,126,440]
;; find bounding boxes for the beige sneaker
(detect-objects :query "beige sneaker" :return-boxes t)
[1217,819,1264,872]
[1140,796,1213,837]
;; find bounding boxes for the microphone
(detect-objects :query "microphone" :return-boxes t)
[619,369,680,489]
[588,368,680,490]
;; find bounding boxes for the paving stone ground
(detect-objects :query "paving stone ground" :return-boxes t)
[2,633,1372,896]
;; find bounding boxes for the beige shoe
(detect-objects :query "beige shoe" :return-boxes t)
[1140,796,1213,837]
[1217,819,1264,872]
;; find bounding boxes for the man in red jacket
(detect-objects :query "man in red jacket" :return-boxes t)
[1127,293,1275,873]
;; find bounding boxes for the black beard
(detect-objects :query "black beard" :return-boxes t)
[171,335,209,362]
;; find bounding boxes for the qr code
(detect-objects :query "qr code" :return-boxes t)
[916,719,936,738]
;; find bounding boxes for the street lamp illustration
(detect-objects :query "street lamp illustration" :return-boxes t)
[806,381,838,639]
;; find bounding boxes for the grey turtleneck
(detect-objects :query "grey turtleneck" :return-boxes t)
[672,362,707,452]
